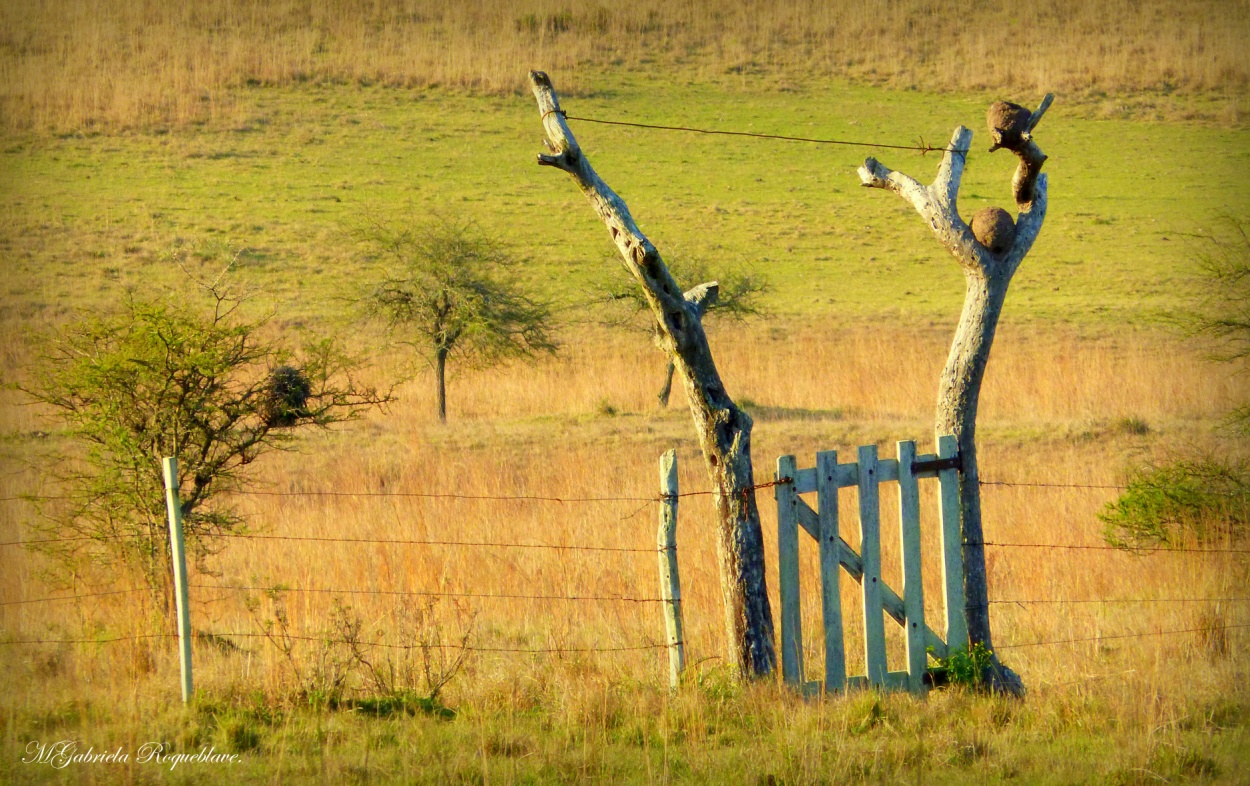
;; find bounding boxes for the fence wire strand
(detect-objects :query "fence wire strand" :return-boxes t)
[999,623,1250,650]
[190,584,666,604]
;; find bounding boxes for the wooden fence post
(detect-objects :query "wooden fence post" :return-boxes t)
[162,457,194,704]
[775,454,803,687]
[658,450,685,689]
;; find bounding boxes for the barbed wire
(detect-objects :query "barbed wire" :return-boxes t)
[0,630,665,653]
[979,541,1250,555]
[560,112,968,155]
[234,489,657,503]
[216,532,659,553]
[990,596,1250,606]
[980,480,1126,490]
[998,622,1250,650]
[0,588,145,607]
[190,584,666,604]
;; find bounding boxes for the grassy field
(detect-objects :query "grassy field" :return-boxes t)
[2,2,1250,783]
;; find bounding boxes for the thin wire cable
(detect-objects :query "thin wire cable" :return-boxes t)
[219,533,659,554]
[220,632,667,653]
[191,584,666,604]
[0,588,145,607]
[0,534,129,548]
[0,633,172,645]
[999,622,1250,650]
[979,541,1250,555]
[0,631,664,652]
[990,596,1250,606]
[980,480,1126,490]
[237,489,656,503]
[560,112,967,154]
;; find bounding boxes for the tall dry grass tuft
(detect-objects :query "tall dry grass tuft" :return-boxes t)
[2,0,1248,131]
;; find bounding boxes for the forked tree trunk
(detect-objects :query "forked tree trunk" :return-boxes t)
[858,96,1053,695]
[435,347,448,423]
[529,72,776,678]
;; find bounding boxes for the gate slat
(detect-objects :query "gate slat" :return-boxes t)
[816,450,846,692]
[937,435,968,652]
[857,445,888,686]
[776,455,803,686]
[897,440,927,695]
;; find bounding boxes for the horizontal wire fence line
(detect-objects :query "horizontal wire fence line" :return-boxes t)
[990,597,1250,605]
[999,623,1250,650]
[557,112,969,154]
[0,588,146,607]
[0,631,666,653]
[215,533,660,553]
[980,541,1250,555]
[189,584,666,603]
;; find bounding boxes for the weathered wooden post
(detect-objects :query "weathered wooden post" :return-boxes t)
[856,96,1054,695]
[162,456,193,703]
[657,450,685,689]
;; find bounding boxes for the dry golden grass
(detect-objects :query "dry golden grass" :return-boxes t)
[2,0,1248,131]
[1,323,1245,705]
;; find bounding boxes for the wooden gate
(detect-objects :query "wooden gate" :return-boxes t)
[774,436,967,695]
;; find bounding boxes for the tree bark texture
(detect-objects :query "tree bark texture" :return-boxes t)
[435,347,448,423]
[529,71,776,678]
[858,98,1052,696]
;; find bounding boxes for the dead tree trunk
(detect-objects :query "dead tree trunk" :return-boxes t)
[529,72,776,678]
[857,95,1053,695]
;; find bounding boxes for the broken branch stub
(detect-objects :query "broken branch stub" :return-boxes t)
[528,71,777,678]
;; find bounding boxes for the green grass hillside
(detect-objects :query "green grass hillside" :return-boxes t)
[2,74,1247,335]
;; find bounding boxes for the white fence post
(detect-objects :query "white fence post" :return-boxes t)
[162,457,194,704]
[657,450,685,689]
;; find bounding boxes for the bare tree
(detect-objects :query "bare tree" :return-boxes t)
[528,71,776,678]
[857,95,1054,694]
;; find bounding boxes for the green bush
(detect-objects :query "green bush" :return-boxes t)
[1100,458,1250,548]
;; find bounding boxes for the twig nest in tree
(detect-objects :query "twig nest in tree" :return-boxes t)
[971,207,1016,255]
[262,365,311,427]
[987,101,1031,150]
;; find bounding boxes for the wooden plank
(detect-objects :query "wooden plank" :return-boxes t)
[657,450,685,690]
[858,445,888,687]
[937,435,968,652]
[876,459,900,482]
[776,455,803,687]
[885,671,910,691]
[896,441,928,696]
[834,462,858,488]
[796,497,820,541]
[162,457,194,704]
[793,467,818,495]
[816,450,846,693]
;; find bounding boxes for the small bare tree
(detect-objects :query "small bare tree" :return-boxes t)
[857,95,1054,694]
[529,71,776,678]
